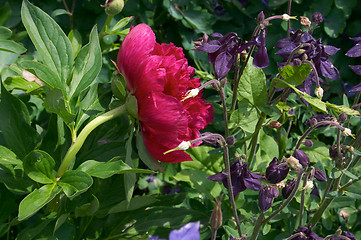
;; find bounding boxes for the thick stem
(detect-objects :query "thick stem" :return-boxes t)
[57,104,127,178]
[250,212,264,240]
[99,15,113,40]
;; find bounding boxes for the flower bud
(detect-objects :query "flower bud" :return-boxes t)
[304,139,313,147]
[268,121,283,128]
[339,209,350,222]
[200,132,220,148]
[288,108,295,116]
[329,144,343,161]
[226,136,235,146]
[293,149,310,167]
[257,11,265,24]
[344,231,357,240]
[220,77,227,87]
[314,169,327,182]
[314,87,324,99]
[265,157,289,184]
[342,128,352,137]
[301,180,313,190]
[285,156,302,171]
[181,88,200,101]
[104,0,124,16]
[300,16,311,29]
[258,185,279,212]
[282,179,295,199]
[311,12,323,24]
[163,141,191,155]
[338,112,347,122]
[210,195,223,230]
[282,14,297,21]
[292,58,302,67]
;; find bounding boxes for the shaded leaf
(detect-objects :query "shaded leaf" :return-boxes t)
[57,170,93,200]
[23,150,56,184]
[0,145,22,166]
[0,39,26,54]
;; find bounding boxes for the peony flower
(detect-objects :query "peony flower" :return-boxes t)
[117,24,213,163]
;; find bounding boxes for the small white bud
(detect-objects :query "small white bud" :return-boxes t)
[282,14,297,21]
[301,180,314,190]
[342,128,352,137]
[285,156,303,172]
[181,88,200,102]
[314,87,324,100]
[163,141,192,155]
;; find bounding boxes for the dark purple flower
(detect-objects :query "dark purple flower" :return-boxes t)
[292,224,324,240]
[346,37,361,58]
[208,161,262,196]
[258,185,279,212]
[253,28,270,69]
[293,149,310,167]
[265,157,289,184]
[282,178,296,199]
[314,169,327,182]
[329,145,345,161]
[310,185,320,198]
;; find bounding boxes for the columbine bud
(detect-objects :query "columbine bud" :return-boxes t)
[300,16,311,29]
[220,77,227,87]
[301,180,314,190]
[338,112,347,122]
[314,169,327,182]
[311,12,323,24]
[163,141,191,155]
[226,136,235,146]
[258,186,279,212]
[304,139,313,147]
[210,195,223,230]
[268,121,283,128]
[292,58,302,67]
[257,11,265,24]
[282,14,297,21]
[182,88,200,102]
[285,156,303,171]
[314,87,324,99]
[342,128,352,137]
[293,149,310,167]
[282,179,296,199]
[265,157,289,184]
[103,0,124,16]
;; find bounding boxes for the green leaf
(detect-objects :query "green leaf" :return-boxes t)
[57,170,93,200]
[21,0,73,84]
[0,39,27,54]
[110,16,133,33]
[275,63,312,88]
[0,164,35,194]
[326,102,360,116]
[51,9,70,18]
[124,131,136,203]
[343,170,358,180]
[229,103,259,134]
[68,29,82,58]
[0,145,22,165]
[74,195,99,217]
[109,195,159,214]
[4,76,41,93]
[23,150,56,184]
[136,133,164,172]
[324,8,346,38]
[18,184,61,221]
[335,0,356,18]
[0,84,40,159]
[77,159,153,179]
[0,26,12,39]
[329,196,355,208]
[276,79,327,113]
[69,25,101,101]
[237,56,268,108]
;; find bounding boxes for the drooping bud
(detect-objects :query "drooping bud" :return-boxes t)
[292,58,302,67]
[311,12,323,24]
[268,121,283,128]
[200,132,220,148]
[314,169,327,182]
[303,139,313,147]
[314,87,324,99]
[338,112,347,122]
[163,141,192,155]
[103,0,124,16]
[181,88,200,101]
[301,180,313,190]
[258,185,279,212]
[288,108,295,116]
[300,16,311,29]
[210,195,223,230]
[257,11,265,24]
[293,149,310,167]
[226,136,235,146]
[265,157,289,184]
[282,178,296,199]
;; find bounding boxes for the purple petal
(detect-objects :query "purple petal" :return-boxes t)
[324,45,340,56]
[350,82,361,93]
[319,58,340,80]
[214,51,234,79]
[346,43,361,57]
[243,177,262,191]
[253,46,270,69]
[169,222,200,240]
[344,231,357,240]
[349,65,361,76]
[210,32,223,38]
[207,172,226,182]
[196,41,221,53]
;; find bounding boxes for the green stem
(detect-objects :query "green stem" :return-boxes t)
[57,104,127,178]
[299,170,310,226]
[247,112,266,167]
[99,15,113,39]
[250,212,264,240]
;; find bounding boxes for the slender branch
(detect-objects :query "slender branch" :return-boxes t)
[250,212,264,240]
[247,112,266,167]
[299,170,310,226]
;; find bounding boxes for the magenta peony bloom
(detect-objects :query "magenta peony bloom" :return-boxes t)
[117,24,213,163]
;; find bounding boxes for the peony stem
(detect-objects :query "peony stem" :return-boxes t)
[56,104,127,178]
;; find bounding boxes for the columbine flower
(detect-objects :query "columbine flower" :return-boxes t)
[265,157,289,184]
[117,24,213,163]
[258,185,279,212]
[314,169,327,182]
[346,37,361,92]
[148,222,200,240]
[207,161,262,196]
[292,224,324,240]
[253,28,270,69]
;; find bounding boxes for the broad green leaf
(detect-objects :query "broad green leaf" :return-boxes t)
[0,39,27,54]
[23,150,56,184]
[51,9,70,18]
[275,63,312,88]
[77,159,153,179]
[329,196,355,208]
[21,0,73,84]
[0,2,11,26]
[276,78,327,113]
[326,102,360,116]
[229,104,259,134]
[237,56,268,108]
[124,131,136,203]
[335,0,357,18]
[324,8,346,38]
[109,195,158,214]
[0,84,40,159]
[300,141,330,163]
[0,145,22,165]
[4,76,41,93]
[69,25,101,101]
[185,145,223,174]
[136,133,164,172]
[18,183,61,221]
[253,129,279,171]
[20,60,65,91]
[110,16,134,33]
[0,26,12,39]
[57,170,93,200]
[68,29,82,58]
[181,6,216,34]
